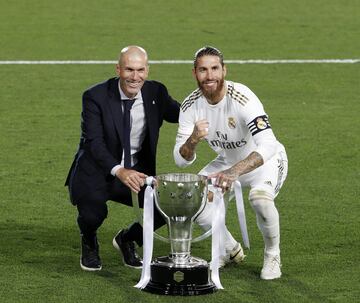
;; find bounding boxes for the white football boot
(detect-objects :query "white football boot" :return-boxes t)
[260,252,281,280]
[219,242,246,268]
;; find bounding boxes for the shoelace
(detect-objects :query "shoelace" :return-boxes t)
[84,245,100,264]
[126,242,141,259]
[264,256,281,271]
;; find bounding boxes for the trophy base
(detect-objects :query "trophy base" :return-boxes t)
[143,258,216,296]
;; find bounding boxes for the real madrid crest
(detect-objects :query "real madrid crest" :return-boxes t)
[228,117,236,129]
[256,117,267,129]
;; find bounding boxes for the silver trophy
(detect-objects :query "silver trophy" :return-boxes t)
[143,173,216,295]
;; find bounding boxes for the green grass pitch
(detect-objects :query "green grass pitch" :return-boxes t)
[0,1,359,302]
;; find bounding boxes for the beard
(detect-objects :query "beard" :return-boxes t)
[197,76,225,102]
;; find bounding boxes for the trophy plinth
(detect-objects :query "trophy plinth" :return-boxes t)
[144,261,214,295]
[143,173,216,296]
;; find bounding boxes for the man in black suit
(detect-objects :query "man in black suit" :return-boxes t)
[65,46,180,271]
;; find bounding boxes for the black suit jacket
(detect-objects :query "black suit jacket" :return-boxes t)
[65,77,180,205]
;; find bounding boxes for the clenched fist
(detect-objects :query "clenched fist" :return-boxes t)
[190,119,209,143]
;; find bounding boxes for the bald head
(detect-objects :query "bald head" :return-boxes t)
[118,45,148,67]
[116,45,149,98]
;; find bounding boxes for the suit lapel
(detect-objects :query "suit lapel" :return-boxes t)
[142,82,158,147]
[107,78,124,143]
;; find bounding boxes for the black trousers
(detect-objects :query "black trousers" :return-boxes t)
[75,175,165,247]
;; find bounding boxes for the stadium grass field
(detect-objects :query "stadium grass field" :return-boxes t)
[0,1,359,302]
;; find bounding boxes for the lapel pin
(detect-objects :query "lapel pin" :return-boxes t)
[152,100,156,104]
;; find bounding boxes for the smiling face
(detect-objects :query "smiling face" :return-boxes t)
[116,46,149,98]
[193,55,227,104]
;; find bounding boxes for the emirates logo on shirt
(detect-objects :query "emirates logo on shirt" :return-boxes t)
[228,117,236,129]
[206,131,247,150]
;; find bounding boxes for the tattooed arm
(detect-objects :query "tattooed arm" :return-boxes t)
[179,135,199,161]
[208,151,264,190]
[227,151,264,176]
[179,119,209,161]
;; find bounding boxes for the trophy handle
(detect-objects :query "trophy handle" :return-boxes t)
[132,188,170,243]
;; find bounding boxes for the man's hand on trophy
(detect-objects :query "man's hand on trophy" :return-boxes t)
[115,168,148,193]
[190,119,209,144]
[208,168,238,192]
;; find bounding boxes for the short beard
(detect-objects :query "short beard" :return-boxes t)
[197,77,225,103]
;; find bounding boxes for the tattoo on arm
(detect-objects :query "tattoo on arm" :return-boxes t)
[179,136,199,161]
[228,151,264,177]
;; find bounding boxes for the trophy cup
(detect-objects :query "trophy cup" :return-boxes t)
[143,173,216,296]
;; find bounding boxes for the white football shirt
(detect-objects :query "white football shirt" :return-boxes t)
[174,80,283,168]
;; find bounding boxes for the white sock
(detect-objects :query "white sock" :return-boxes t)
[250,199,280,256]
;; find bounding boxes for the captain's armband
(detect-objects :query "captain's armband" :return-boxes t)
[247,115,271,136]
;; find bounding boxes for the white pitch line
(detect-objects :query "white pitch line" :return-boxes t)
[0,59,359,65]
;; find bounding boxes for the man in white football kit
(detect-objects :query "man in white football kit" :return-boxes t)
[173,46,288,280]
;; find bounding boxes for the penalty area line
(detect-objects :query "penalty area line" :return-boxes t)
[0,59,359,65]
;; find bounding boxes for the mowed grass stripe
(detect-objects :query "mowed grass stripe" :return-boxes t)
[0,59,359,65]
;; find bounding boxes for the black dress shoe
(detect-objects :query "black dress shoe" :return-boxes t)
[80,235,102,271]
[113,230,142,268]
